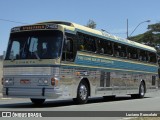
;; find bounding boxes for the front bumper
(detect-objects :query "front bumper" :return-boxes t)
[3,87,62,99]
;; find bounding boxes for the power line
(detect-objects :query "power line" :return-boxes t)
[0,18,28,24]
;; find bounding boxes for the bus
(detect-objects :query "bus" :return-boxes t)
[2,21,159,105]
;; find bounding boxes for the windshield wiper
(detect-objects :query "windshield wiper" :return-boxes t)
[11,57,15,62]
[9,51,15,62]
[34,51,41,61]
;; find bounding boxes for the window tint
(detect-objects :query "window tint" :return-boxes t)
[63,38,74,61]
[77,32,157,64]
[128,47,138,59]
[97,39,113,55]
[78,33,96,52]
[114,43,127,58]
[149,52,157,63]
[139,50,148,61]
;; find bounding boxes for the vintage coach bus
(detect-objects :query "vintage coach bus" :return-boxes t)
[2,21,159,105]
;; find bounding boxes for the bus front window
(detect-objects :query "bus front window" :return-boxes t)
[5,30,63,60]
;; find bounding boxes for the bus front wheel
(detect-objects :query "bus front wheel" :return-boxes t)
[30,98,45,105]
[73,81,89,104]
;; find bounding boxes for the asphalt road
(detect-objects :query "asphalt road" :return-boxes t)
[0,91,160,120]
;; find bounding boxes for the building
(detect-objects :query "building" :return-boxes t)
[0,55,3,93]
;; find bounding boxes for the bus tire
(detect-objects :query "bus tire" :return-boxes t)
[138,82,145,98]
[30,98,45,105]
[131,82,145,99]
[73,81,89,104]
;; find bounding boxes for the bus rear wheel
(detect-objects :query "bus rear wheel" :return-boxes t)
[131,82,145,98]
[139,82,145,98]
[30,98,45,105]
[73,81,89,104]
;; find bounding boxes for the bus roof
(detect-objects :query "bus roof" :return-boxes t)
[37,21,156,53]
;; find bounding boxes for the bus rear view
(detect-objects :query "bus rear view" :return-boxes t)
[3,24,64,104]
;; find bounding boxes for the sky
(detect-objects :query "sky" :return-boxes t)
[0,0,160,55]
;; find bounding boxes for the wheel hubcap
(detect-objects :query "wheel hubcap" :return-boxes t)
[79,84,88,100]
[140,85,145,96]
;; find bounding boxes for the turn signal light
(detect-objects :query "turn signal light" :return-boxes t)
[51,78,59,86]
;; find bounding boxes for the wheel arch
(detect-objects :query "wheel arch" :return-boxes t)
[77,78,91,96]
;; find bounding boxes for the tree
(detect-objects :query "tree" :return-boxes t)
[129,31,154,45]
[129,22,160,55]
[86,19,96,29]
[148,22,160,32]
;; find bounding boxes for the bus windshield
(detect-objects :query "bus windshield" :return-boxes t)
[5,30,63,60]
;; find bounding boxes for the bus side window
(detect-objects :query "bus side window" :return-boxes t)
[62,38,73,61]
[77,33,96,53]
[77,33,85,51]
[139,50,148,62]
[85,37,96,52]
[149,52,157,63]
[113,43,127,58]
[96,39,113,55]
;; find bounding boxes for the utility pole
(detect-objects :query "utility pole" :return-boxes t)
[127,19,129,39]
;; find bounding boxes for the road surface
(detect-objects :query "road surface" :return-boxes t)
[0,91,160,120]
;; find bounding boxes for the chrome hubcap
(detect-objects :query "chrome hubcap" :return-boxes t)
[140,85,145,96]
[79,84,88,100]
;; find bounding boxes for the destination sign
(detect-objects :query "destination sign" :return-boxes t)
[11,24,58,32]
[22,25,46,30]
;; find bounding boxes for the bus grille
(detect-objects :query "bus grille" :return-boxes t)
[3,67,52,75]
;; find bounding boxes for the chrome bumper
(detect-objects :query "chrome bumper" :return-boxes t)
[3,87,62,99]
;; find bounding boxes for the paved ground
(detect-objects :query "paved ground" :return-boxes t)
[0,91,160,120]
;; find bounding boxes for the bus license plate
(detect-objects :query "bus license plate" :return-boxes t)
[20,79,30,84]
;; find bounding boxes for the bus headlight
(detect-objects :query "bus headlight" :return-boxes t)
[44,79,48,84]
[38,79,43,84]
[38,78,48,85]
[4,78,14,85]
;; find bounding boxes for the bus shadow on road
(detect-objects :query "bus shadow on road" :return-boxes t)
[0,96,150,108]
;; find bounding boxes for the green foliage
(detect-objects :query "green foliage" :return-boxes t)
[86,19,96,29]
[129,31,155,44]
[129,22,160,54]
[148,22,160,32]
